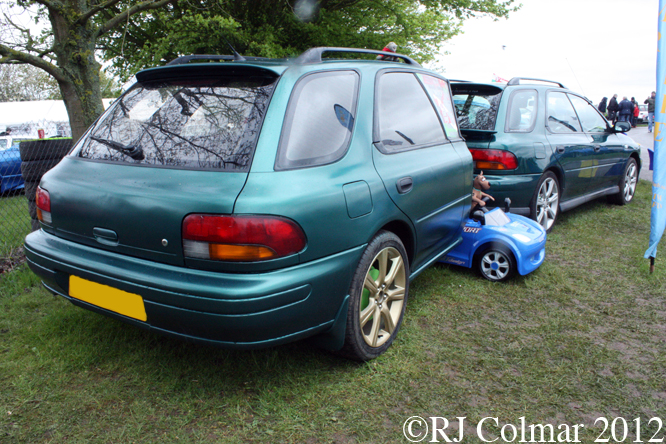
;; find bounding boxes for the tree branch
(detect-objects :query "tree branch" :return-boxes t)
[96,0,177,38]
[78,0,124,25]
[29,0,61,9]
[0,44,66,83]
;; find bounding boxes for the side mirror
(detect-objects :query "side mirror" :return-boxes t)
[613,121,631,133]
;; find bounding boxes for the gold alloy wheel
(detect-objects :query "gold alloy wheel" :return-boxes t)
[359,246,406,347]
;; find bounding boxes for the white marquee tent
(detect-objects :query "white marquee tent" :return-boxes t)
[0,99,115,138]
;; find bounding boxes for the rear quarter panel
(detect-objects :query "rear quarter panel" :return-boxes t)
[236,63,413,265]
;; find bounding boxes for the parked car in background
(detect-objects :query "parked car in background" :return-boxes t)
[0,137,25,193]
[451,77,641,232]
[637,104,648,124]
[25,47,474,361]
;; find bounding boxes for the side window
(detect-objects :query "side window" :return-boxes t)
[506,89,537,132]
[568,94,608,133]
[276,70,359,170]
[418,74,459,138]
[376,72,447,153]
[546,92,582,133]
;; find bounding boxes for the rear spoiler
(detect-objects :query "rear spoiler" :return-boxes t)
[460,129,497,141]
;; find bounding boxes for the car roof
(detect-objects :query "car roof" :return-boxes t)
[451,77,569,93]
[136,47,426,81]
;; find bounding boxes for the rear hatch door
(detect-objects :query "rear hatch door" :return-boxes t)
[41,65,279,266]
[451,82,504,149]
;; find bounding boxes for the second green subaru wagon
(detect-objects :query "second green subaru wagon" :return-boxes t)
[451,78,641,232]
[25,48,473,361]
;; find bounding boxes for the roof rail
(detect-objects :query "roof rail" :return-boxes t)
[506,77,566,88]
[294,47,421,67]
[166,54,270,65]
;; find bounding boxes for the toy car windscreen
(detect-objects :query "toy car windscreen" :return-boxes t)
[484,208,511,226]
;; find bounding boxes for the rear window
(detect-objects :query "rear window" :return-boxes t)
[453,92,501,130]
[78,76,277,171]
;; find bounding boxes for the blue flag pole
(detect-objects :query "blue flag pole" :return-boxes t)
[645,0,666,272]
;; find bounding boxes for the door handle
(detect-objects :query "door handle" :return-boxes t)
[556,146,565,154]
[396,177,413,194]
[93,227,119,246]
[593,145,601,152]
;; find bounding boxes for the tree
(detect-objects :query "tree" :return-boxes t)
[0,63,121,101]
[0,63,61,101]
[1,0,516,140]
[0,0,176,141]
[100,0,518,81]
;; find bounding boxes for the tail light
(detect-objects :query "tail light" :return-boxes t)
[182,214,307,262]
[36,186,52,224]
[469,149,518,170]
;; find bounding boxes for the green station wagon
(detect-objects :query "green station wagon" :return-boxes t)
[451,78,641,231]
[25,48,473,360]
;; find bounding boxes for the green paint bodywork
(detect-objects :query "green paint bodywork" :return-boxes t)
[453,82,642,217]
[25,56,473,351]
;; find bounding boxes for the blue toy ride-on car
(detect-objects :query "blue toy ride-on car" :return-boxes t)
[440,199,547,282]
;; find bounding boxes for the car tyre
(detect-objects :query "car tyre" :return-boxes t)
[530,171,559,233]
[609,158,638,205]
[475,244,516,282]
[19,139,73,161]
[339,231,409,361]
[24,180,39,202]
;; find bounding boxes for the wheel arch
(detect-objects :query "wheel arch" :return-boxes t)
[544,165,564,193]
[472,238,518,264]
[629,152,641,171]
[378,219,415,267]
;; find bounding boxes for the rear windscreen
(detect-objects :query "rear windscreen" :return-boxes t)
[453,89,502,131]
[78,76,276,171]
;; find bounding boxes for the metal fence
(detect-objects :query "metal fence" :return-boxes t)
[1,137,73,272]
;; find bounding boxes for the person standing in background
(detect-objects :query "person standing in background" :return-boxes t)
[618,97,633,123]
[598,97,608,116]
[645,91,656,133]
[607,94,620,124]
[631,97,638,128]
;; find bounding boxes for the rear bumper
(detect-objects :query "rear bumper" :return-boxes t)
[25,229,363,349]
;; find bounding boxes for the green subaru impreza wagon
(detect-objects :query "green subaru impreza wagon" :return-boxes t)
[451,78,641,232]
[25,48,473,360]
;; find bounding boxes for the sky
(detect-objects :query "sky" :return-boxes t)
[426,0,659,105]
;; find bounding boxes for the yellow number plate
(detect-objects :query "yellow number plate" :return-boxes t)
[69,276,147,322]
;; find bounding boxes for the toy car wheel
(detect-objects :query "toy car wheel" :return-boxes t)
[339,231,409,361]
[530,172,559,233]
[475,245,516,282]
[609,158,638,205]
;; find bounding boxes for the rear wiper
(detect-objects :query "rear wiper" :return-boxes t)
[90,136,145,160]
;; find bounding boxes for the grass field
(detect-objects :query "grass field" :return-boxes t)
[0,192,31,263]
[1,181,665,443]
